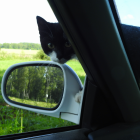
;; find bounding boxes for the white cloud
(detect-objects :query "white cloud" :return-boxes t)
[123,14,134,20]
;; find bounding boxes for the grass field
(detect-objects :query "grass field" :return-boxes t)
[1,49,39,54]
[0,58,86,136]
[9,96,57,108]
[0,49,40,60]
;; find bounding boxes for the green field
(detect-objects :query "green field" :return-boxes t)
[0,49,41,60]
[0,58,86,136]
[1,49,39,54]
[9,96,57,108]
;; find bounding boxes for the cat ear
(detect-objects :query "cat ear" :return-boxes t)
[36,16,50,26]
[36,16,52,37]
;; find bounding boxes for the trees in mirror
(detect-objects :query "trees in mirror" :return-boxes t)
[6,65,64,109]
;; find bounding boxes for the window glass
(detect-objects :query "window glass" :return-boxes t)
[115,0,140,88]
[0,0,86,136]
[115,0,139,26]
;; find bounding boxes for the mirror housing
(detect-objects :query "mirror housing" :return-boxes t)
[1,61,84,124]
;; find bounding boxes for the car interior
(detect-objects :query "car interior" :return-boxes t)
[1,0,140,140]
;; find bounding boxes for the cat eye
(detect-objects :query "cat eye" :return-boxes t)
[48,43,55,49]
[65,42,71,47]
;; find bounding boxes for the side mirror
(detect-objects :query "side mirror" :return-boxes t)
[1,61,84,124]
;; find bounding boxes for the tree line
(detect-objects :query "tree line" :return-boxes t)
[0,43,41,50]
[6,66,64,106]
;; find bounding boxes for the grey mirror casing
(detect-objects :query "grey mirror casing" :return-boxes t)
[1,61,85,124]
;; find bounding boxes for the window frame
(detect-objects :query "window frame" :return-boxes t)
[1,0,140,139]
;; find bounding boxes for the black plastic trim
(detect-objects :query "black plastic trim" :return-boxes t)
[0,125,80,140]
[108,0,139,87]
[81,78,123,131]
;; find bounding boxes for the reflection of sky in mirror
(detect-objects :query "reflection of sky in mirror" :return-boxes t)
[0,0,58,43]
[115,0,140,26]
[44,67,48,77]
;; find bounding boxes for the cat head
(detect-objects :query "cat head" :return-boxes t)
[36,16,76,64]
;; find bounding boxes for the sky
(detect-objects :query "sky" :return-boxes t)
[115,0,140,26]
[0,0,139,44]
[0,0,58,44]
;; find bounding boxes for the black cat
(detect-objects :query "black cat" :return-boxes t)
[36,16,81,103]
[36,16,76,64]
[36,16,140,102]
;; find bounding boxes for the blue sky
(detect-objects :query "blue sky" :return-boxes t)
[115,0,140,26]
[0,0,139,44]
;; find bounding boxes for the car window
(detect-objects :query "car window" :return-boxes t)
[114,0,140,88]
[0,0,86,136]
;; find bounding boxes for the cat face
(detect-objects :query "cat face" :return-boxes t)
[36,16,76,64]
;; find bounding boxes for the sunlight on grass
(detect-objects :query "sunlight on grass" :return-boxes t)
[9,96,57,108]
[0,59,42,71]
[1,49,39,54]
[67,60,86,76]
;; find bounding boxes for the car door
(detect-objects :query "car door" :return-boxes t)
[1,0,140,140]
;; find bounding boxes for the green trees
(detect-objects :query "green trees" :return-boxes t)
[6,66,64,107]
[44,66,64,103]
[1,43,41,50]
[6,67,28,98]
[34,49,50,60]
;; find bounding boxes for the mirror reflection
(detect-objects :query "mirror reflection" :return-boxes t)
[6,65,64,109]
